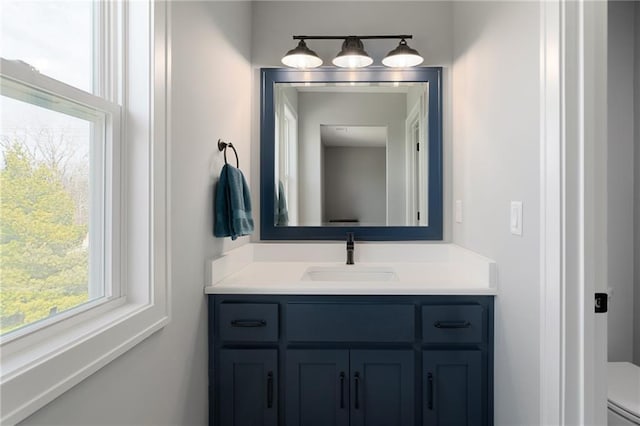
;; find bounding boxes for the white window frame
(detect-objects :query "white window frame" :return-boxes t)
[0,61,121,343]
[0,2,170,424]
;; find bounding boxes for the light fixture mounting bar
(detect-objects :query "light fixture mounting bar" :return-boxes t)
[292,35,413,41]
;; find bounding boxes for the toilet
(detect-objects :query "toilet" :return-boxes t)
[608,362,640,425]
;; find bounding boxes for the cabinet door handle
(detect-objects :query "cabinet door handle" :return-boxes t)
[434,320,471,329]
[267,372,274,408]
[354,372,360,410]
[231,319,267,327]
[427,372,434,410]
[339,372,345,409]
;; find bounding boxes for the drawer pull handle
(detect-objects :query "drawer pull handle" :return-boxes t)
[434,320,471,329]
[354,372,360,410]
[230,319,267,328]
[339,372,345,409]
[267,372,274,408]
[427,372,434,410]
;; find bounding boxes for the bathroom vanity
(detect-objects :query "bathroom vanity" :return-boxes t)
[206,244,496,426]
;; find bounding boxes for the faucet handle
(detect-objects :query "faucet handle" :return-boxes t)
[346,232,355,265]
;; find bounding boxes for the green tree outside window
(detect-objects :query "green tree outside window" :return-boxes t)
[0,143,89,334]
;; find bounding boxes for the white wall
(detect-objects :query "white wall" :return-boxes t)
[251,2,453,70]
[451,2,541,425]
[635,2,640,366]
[607,0,636,363]
[18,2,253,425]
[324,146,386,224]
[297,92,406,225]
[281,86,298,111]
[407,85,423,117]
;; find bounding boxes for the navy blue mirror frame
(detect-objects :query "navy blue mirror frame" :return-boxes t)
[260,67,443,241]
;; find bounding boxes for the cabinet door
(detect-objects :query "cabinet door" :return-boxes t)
[286,350,349,426]
[220,349,277,426]
[423,350,482,426]
[350,350,415,426]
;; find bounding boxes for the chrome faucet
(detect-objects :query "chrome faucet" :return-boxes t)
[346,232,355,265]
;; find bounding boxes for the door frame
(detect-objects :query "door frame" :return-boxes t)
[404,87,428,226]
[539,1,608,425]
[405,101,420,225]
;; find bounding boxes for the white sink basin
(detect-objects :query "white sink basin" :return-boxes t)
[301,266,398,282]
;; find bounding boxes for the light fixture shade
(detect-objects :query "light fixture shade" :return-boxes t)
[332,37,373,68]
[382,39,424,68]
[281,40,323,69]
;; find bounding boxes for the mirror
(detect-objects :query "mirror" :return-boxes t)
[260,68,442,240]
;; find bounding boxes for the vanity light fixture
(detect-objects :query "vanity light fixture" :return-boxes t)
[332,36,373,68]
[281,35,423,69]
[381,38,424,68]
[281,39,323,69]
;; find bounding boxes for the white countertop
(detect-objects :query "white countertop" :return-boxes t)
[204,243,497,296]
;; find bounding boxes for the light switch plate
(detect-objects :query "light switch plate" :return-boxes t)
[510,201,523,236]
[455,200,463,223]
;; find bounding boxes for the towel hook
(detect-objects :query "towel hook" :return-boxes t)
[217,139,239,168]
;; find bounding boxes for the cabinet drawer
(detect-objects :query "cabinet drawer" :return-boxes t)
[219,303,279,342]
[422,305,484,343]
[287,303,414,342]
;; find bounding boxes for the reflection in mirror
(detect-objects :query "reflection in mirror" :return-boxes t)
[322,125,387,226]
[274,82,429,227]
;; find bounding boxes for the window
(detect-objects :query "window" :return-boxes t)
[274,88,298,226]
[0,74,119,340]
[1,0,119,340]
[0,1,95,92]
[0,2,169,424]
[280,101,298,225]
[0,91,106,337]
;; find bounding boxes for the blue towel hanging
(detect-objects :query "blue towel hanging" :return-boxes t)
[214,152,254,240]
[275,180,289,226]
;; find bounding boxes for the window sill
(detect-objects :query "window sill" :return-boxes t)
[0,300,169,425]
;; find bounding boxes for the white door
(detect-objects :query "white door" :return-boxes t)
[540,1,608,425]
[583,1,609,423]
[404,87,428,226]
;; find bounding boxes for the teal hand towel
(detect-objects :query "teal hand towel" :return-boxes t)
[275,180,289,226]
[214,164,254,240]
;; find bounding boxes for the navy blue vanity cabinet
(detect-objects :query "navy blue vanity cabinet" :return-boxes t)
[285,350,350,426]
[209,295,494,426]
[350,349,415,426]
[423,350,482,426]
[285,349,414,426]
[219,349,278,426]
